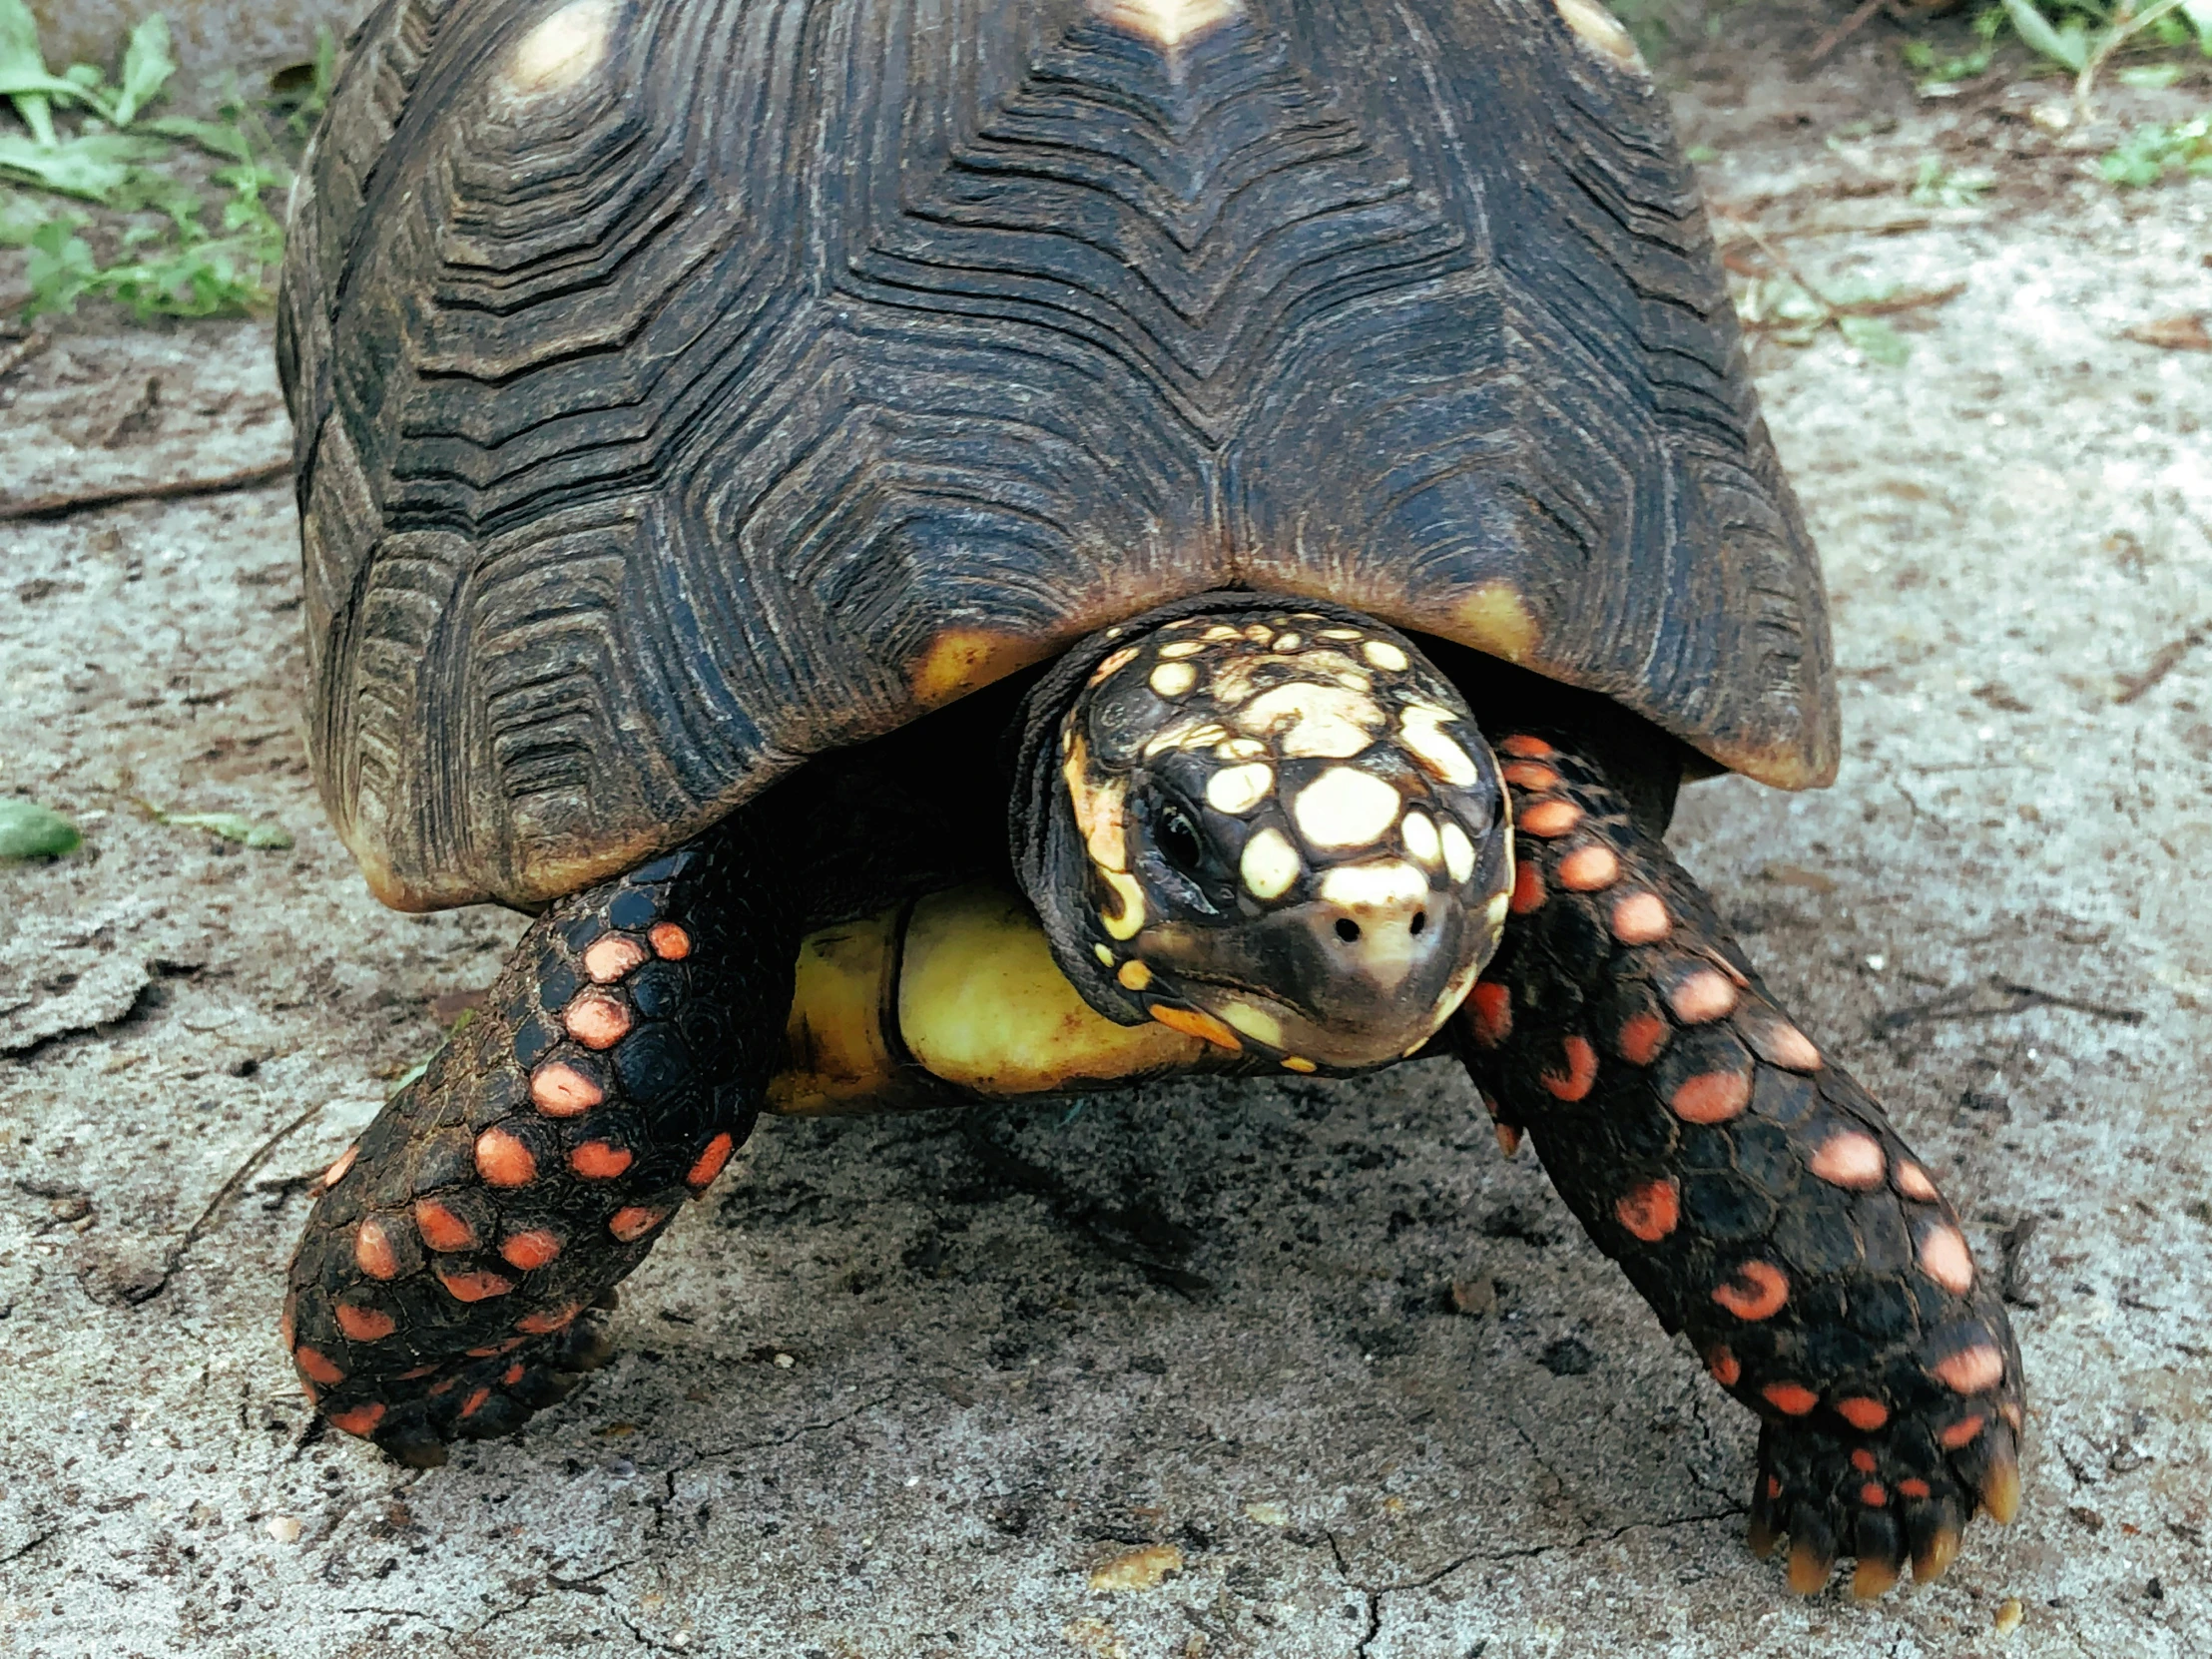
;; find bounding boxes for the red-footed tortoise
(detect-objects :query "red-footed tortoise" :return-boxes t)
[276,0,2022,1597]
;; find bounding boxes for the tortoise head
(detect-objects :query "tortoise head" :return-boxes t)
[1021,606,1514,1073]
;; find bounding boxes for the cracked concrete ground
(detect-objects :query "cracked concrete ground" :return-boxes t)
[3,19,2210,1659]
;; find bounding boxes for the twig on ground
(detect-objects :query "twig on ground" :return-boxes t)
[1876,976,2145,1036]
[2114,624,2207,704]
[0,455,287,522]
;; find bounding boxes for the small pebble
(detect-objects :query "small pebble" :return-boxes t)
[1244,1501,1289,1526]
[266,1515,302,1543]
[1993,1596,2023,1635]
[773,1352,795,1370]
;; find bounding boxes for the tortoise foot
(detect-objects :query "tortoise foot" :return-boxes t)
[1458,725,2027,1590]
[281,821,797,1462]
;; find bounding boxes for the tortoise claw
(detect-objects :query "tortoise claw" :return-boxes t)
[1981,1455,2021,1525]
[1851,1555,1901,1600]
[1747,1515,1782,1560]
[1787,1536,1836,1596]
[1911,1523,1962,1584]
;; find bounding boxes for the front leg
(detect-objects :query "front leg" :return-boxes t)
[1460,731,2023,1598]
[283,819,799,1466]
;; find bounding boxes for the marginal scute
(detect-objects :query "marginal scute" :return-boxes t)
[501,0,616,97]
[1552,0,1648,73]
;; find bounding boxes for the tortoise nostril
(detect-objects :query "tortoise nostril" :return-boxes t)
[1335,917,1362,943]
[1409,910,1426,935]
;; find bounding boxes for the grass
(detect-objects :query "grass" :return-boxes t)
[0,0,328,320]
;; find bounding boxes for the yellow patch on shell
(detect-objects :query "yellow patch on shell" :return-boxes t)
[1205,762,1275,816]
[1241,827,1302,899]
[1235,682,1385,761]
[503,0,615,95]
[908,628,1050,711]
[1090,0,1241,46]
[1400,703,1479,787]
[1099,867,1147,940]
[1440,819,1477,883]
[1150,661,1198,698]
[1443,583,1541,664]
[1553,0,1648,70]
[1293,767,1401,850]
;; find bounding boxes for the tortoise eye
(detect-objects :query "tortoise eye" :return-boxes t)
[1155,804,1205,877]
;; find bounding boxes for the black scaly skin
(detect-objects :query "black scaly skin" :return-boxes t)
[284,817,800,1467]
[1459,727,2024,1596]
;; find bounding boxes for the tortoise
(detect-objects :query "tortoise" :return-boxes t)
[276,0,2024,1597]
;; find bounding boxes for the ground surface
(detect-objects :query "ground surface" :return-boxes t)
[3,17,2210,1659]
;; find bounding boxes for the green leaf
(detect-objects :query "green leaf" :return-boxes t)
[1838,314,1911,366]
[0,129,160,201]
[159,811,293,848]
[137,113,253,162]
[111,13,174,126]
[2000,0,2088,68]
[0,797,82,858]
[24,214,91,313]
[2114,63,2182,86]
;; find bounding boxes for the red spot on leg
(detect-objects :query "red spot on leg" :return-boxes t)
[517,1302,584,1335]
[1934,1345,2003,1395]
[1765,1474,1782,1500]
[1500,761,1559,791]
[319,1145,357,1192]
[398,1364,437,1381]
[1938,1414,1986,1448]
[295,1346,344,1385]
[1557,844,1620,891]
[649,922,692,959]
[326,1403,385,1436]
[1751,1019,1821,1072]
[571,1141,633,1179]
[610,1205,670,1243]
[1898,1477,1932,1500]
[562,992,632,1051]
[532,1061,605,1116]
[1810,1132,1887,1191]
[1713,1261,1790,1321]
[1519,800,1582,837]
[687,1131,736,1189]
[335,1304,395,1342]
[1851,1449,1879,1473]
[502,1362,526,1386]
[460,1386,491,1418]
[439,1270,515,1303]
[1509,861,1545,914]
[1615,1178,1679,1242]
[1499,735,1554,760]
[1669,1070,1751,1124]
[1706,1348,1741,1387]
[1838,1396,1891,1431]
[1610,892,1671,945]
[413,1199,477,1253]
[1665,968,1738,1024]
[1894,1160,1939,1203]
[475,1127,538,1188]
[583,934,649,983]
[1919,1224,1975,1295]
[1763,1382,1819,1416]
[1860,1483,1888,1508]
[353,1219,400,1281]
[1617,1012,1668,1065]
[1541,1035,1598,1101]
[498,1230,562,1271]
[1469,981,1511,1047]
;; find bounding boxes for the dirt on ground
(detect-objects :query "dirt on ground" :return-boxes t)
[1,14,2209,1659]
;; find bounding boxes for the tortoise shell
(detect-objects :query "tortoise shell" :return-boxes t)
[278,0,1835,913]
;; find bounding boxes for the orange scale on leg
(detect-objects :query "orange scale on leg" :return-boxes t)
[1540,1035,1598,1102]
[460,1386,491,1419]
[1851,1448,1879,1473]
[1706,1347,1741,1387]
[1938,1413,1986,1449]
[326,1403,385,1437]
[1610,892,1671,945]
[438,1269,516,1303]
[1837,1395,1891,1431]
[1500,761,1559,791]
[1809,1132,1887,1191]
[1860,1482,1888,1508]
[413,1199,477,1253]
[532,1061,605,1117]
[1897,1478,1933,1500]
[475,1127,538,1188]
[502,1362,526,1386]
[687,1131,737,1189]
[1669,1071,1751,1124]
[498,1230,562,1271]
[1894,1160,1940,1203]
[649,922,692,960]
[583,934,649,983]
[335,1304,396,1342]
[1919,1224,1975,1295]
[1614,1177,1679,1242]
[1469,981,1512,1047]
[610,1205,671,1243]
[571,1141,634,1180]
[1934,1346,2003,1395]
[1713,1260,1789,1321]
[562,992,632,1051]
[1763,1382,1819,1416]
[398,1363,438,1381]
[1499,735,1555,760]
[517,1302,584,1336]
[319,1145,357,1192]
[1508,861,1545,914]
[1665,969,1738,1024]
[295,1346,344,1386]
[1519,800,1582,837]
[353,1218,400,1281]
[1617,1012,1669,1066]
[1557,844,1620,891]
